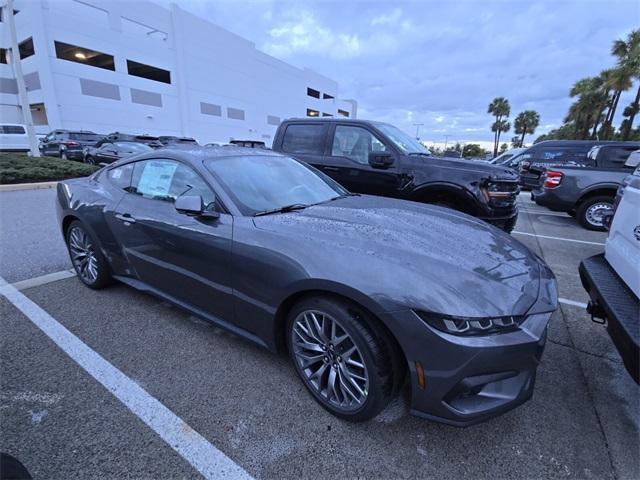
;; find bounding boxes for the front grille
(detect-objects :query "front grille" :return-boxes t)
[485,181,519,208]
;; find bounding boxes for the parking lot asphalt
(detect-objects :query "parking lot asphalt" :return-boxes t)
[1,189,638,479]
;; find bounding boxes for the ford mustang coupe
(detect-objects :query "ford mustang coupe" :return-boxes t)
[57,146,558,426]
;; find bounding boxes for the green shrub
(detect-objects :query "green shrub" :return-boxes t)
[0,153,99,184]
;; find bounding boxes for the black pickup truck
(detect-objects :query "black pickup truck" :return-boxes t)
[273,119,520,232]
[532,143,640,230]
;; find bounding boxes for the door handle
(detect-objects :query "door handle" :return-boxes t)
[323,166,340,172]
[115,213,136,224]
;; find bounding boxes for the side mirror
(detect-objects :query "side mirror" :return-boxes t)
[368,151,394,169]
[175,195,219,219]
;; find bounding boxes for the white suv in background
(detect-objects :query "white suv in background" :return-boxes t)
[0,124,29,152]
[579,150,640,384]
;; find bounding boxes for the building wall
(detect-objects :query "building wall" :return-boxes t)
[0,0,356,145]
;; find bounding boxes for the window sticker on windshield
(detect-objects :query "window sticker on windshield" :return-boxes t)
[138,161,178,198]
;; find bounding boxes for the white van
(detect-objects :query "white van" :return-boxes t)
[0,124,29,152]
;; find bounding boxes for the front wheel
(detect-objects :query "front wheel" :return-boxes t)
[65,220,111,289]
[286,296,396,422]
[84,155,95,165]
[576,196,613,231]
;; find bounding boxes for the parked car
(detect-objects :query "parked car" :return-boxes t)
[0,124,29,152]
[229,139,267,149]
[272,119,520,232]
[83,141,153,165]
[518,140,612,189]
[579,162,639,383]
[490,147,527,166]
[532,143,640,230]
[158,136,199,146]
[442,150,462,158]
[96,132,163,148]
[57,147,558,426]
[39,130,104,160]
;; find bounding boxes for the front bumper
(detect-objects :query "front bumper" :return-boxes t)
[579,254,639,383]
[381,309,552,426]
[531,188,574,212]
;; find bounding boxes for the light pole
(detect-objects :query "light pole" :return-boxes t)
[413,123,424,141]
[443,134,451,151]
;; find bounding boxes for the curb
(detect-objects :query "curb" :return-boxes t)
[0,181,58,192]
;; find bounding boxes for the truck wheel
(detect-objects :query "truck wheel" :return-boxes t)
[576,196,613,231]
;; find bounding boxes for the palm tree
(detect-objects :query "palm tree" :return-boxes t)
[566,77,605,139]
[488,97,510,156]
[600,66,633,139]
[591,70,614,138]
[612,29,640,140]
[514,110,540,145]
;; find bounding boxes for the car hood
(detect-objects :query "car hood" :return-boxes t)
[404,155,519,180]
[253,195,547,317]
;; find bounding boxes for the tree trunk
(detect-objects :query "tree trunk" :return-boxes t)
[493,118,499,156]
[592,89,610,139]
[622,83,640,141]
[604,90,621,139]
[520,129,526,145]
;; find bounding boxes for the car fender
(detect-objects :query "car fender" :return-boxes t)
[409,182,481,211]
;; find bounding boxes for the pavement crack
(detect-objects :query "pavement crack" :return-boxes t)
[547,338,622,363]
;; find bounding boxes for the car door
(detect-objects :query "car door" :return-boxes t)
[279,122,330,172]
[109,158,234,322]
[44,132,61,155]
[325,124,399,196]
[95,143,120,164]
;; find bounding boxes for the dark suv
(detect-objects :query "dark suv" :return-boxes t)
[273,119,520,232]
[39,130,104,160]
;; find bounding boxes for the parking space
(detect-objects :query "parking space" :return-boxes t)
[1,189,638,479]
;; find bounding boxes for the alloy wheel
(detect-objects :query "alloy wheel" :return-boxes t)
[585,202,612,227]
[291,310,369,411]
[68,226,99,283]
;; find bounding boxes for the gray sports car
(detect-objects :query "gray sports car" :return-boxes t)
[56,146,558,426]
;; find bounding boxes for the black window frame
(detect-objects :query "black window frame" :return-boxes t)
[281,123,328,155]
[306,108,319,117]
[126,60,171,84]
[54,41,115,71]
[18,37,35,59]
[307,88,320,99]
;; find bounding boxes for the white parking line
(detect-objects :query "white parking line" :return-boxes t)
[0,276,252,480]
[512,231,605,246]
[559,298,588,309]
[518,209,570,218]
[12,269,76,291]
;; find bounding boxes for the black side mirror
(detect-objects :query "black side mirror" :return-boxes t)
[368,151,394,169]
[42,138,49,143]
[175,195,219,219]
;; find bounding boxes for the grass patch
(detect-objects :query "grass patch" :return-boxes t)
[0,153,99,184]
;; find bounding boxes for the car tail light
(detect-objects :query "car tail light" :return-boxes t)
[544,171,563,188]
[63,141,79,146]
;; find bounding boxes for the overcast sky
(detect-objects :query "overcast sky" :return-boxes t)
[169,0,638,148]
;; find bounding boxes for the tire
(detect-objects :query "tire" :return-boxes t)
[576,196,614,231]
[65,220,111,289]
[286,296,397,422]
[85,155,95,165]
[567,210,576,218]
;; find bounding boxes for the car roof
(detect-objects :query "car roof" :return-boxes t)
[590,141,640,149]
[112,145,285,168]
[530,140,620,148]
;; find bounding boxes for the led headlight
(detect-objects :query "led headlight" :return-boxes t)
[415,311,523,336]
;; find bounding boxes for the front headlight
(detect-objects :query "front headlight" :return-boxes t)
[415,310,524,336]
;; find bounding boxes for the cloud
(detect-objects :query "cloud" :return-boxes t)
[264,11,361,60]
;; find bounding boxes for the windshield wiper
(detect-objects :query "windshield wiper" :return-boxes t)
[254,203,309,217]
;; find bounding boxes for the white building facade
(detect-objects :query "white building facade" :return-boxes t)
[0,0,357,146]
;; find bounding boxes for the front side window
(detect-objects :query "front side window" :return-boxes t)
[107,163,134,190]
[331,125,387,165]
[281,124,327,155]
[69,132,100,142]
[205,155,346,215]
[130,159,216,210]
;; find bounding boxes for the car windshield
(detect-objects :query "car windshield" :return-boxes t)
[205,155,348,215]
[70,133,100,141]
[375,124,431,155]
[116,142,152,152]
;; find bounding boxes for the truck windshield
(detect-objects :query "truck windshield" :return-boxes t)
[375,124,431,155]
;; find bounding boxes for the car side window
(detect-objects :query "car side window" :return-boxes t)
[331,125,388,165]
[130,159,216,210]
[281,124,327,154]
[99,143,113,151]
[107,163,134,190]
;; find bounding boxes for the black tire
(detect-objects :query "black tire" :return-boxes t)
[65,220,111,289]
[576,195,613,231]
[85,155,95,165]
[567,210,576,218]
[286,296,398,422]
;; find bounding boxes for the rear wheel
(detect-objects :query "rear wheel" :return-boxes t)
[286,296,397,422]
[85,155,95,165]
[576,196,613,231]
[65,220,111,288]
